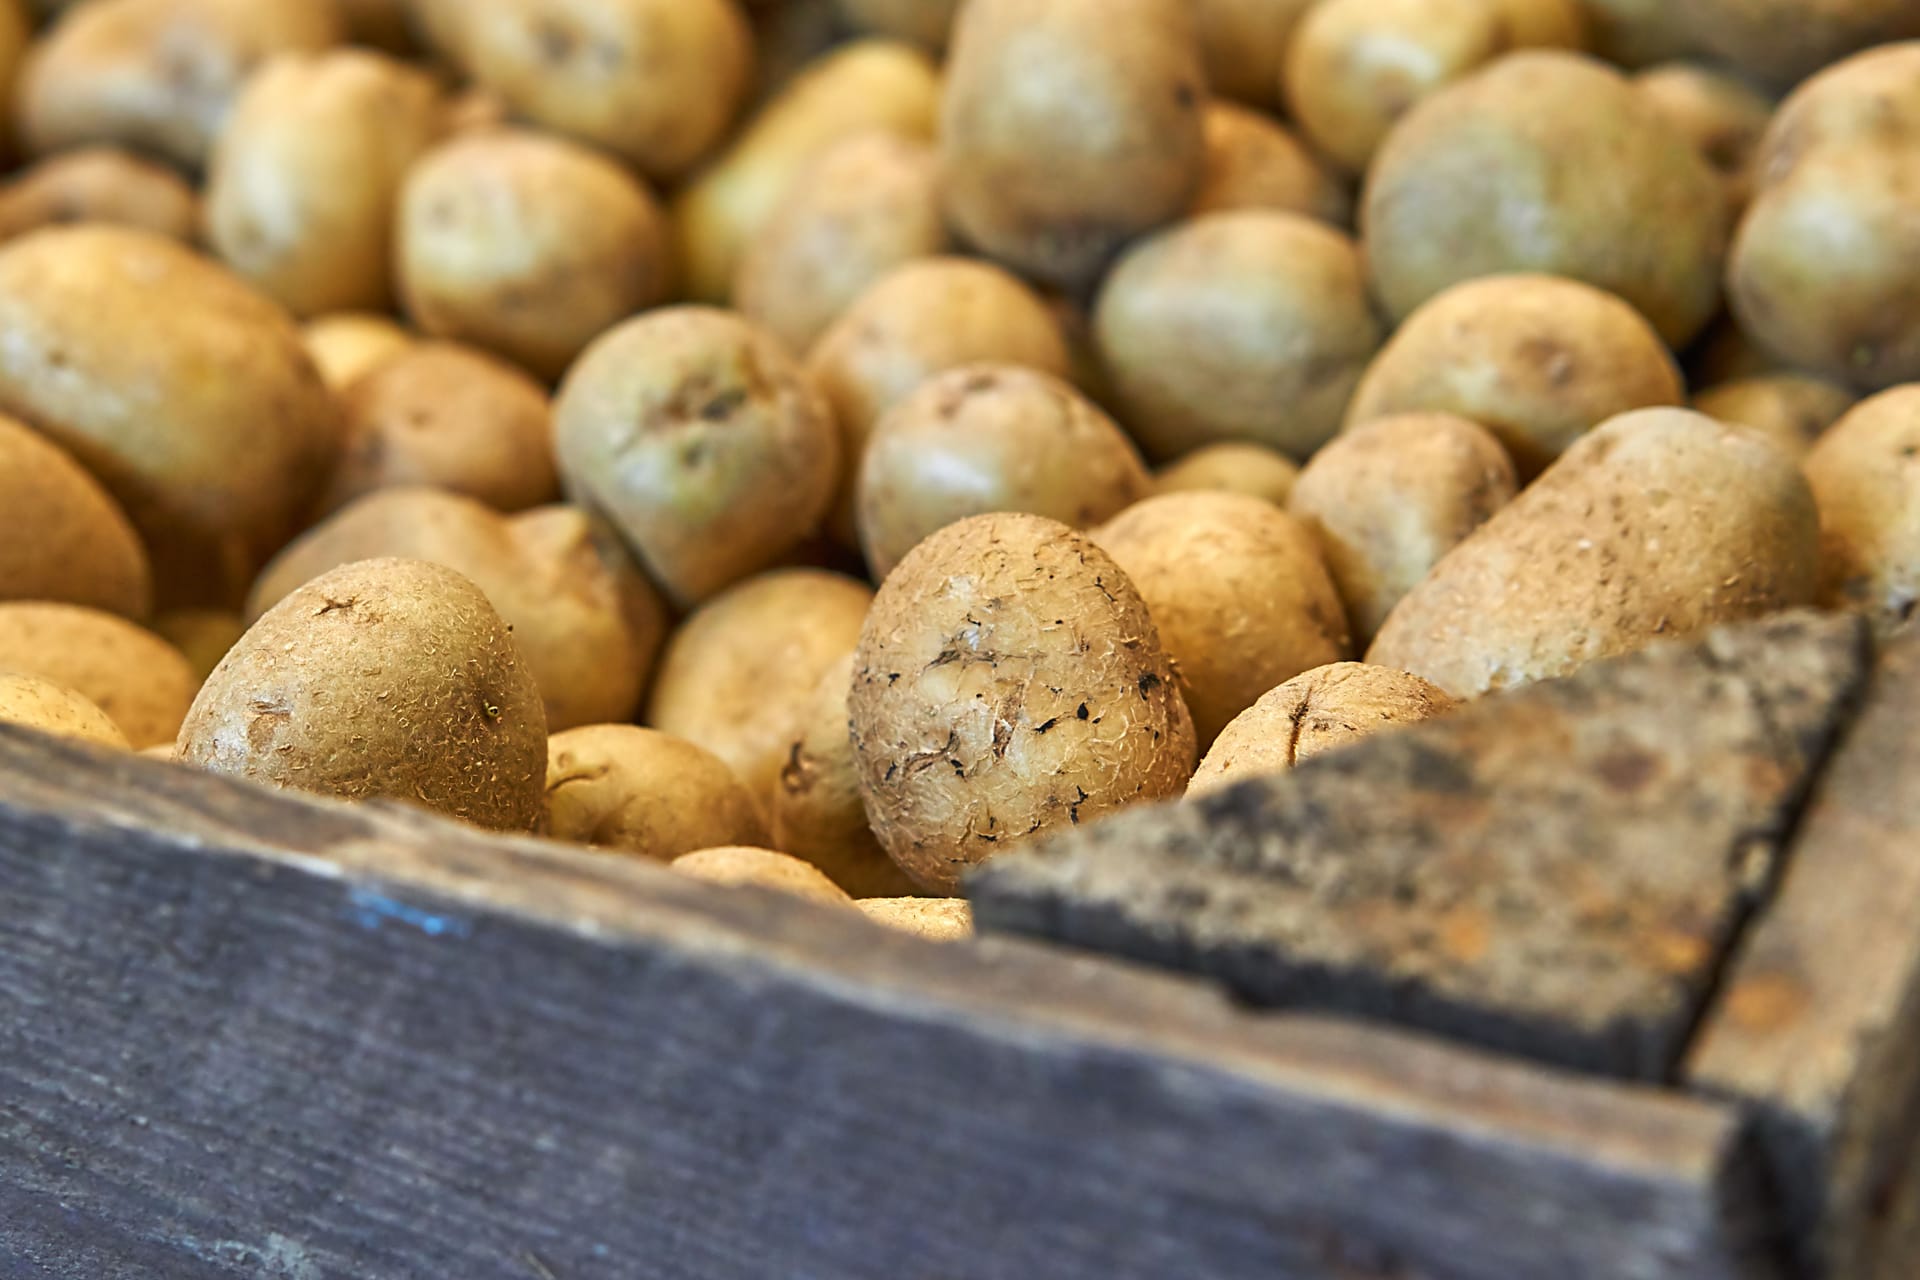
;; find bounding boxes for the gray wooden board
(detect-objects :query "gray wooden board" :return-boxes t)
[0,726,1787,1279]
[1688,624,1920,1278]
[968,612,1871,1080]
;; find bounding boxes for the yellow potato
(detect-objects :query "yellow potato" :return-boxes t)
[0,147,200,245]
[1803,386,1920,627]
[0,669,130,749]
[546,725,768,861]
[0,602,194,748]
[1153,443,1300,507]
[1189,102,1350,226]
[857,896,973,941]
[0,412,151,618]
[1633,62,1773,215]
[1693,374,1857,461]
[301,313,415,390]
[672,846,856,907]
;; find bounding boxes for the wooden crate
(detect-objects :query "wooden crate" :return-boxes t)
[4,612,1918,1278]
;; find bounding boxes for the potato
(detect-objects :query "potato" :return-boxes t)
[179,557,547,830]
[671,845,856,906]
[673,40,940,303]
[1154,443,1300,507]
[1362,51,1728,348]
[1289,414,1519,645]
[0,413,151,617]
[1189,102,1350,226]
[1728,44,1920,391]
[546,725,767,860]
[446,0,751,181]
[1093,492,1349,748]
[397,128,669,382]
[1632,63,1772,215]
[733,131,948,355]
[1368,408,1820,697]
[17,0,343,170]
[250,488,667,735]
[1583,0,1699,66]
[849,513,1196,894]
[772,654,922,897]
[648,568,873,805]
[0,226,339,608]
[1344,274,1684,476]
[857,896,973,941]
[555,307,840,609]
[0,602,194,747]
[1694,374,1857,461]
[149,609,243,685]
[1188,663,1457,795]
[301,312,415,390]
[1094,211,1382,462]
[857,364,1151,581]
[1192,0,1310,109]
[807,257,1071,538]
[0,147,199,244]
[941,0,1207,290]
[1672,0,1920,88]
[0,0,24,138]
[320,341,558,515]
[0,670,129,749]
[1803,386,1920,626]
[1285,0,1586,176]
[206,49,444,316]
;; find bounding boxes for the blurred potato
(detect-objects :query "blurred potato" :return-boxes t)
[0,147,199,244]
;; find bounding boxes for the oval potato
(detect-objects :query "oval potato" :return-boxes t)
[672,845,856,906]
[0,669,130,749]
[1153,442,1300,506]
[0,147,200,245]
[1189,102,1350,226]
[1694,374,1857,461]
[0,602,194,748]
[0,413,151,618]
[546,724,768,860]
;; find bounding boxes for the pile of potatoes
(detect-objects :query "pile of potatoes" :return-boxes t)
[1,0,1918,942]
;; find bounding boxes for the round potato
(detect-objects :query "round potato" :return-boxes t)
[1290,414,1519,644]
[1368,408,1820,697]
[397,128,670,381]
[149,609,243,685]
[180,557,547,830]
[320,341,558,515]
[1728,44,1920,391]
[1093,492,1350,746]
[672,845,856,906]
[17,0,343,170]
[940,0,1206,290]
[648,568,874,806]
[1694,374,1857,461]
[857,896,973,941]
[1190,102,1350,226]
[0,602,194,748]
[1192,0,1310,108]
[1345,275,1683,476]
[1154,442,1300,507]
[555,307,841,608]
[1633,63,1772,215]
[206,49,444,316]
[849,513,1196,894]
[733,131,949,355]
[1803,386,1920,626]
[0,147,200,244]
[831,0,956,48]
[857,364,1151,581]
[772,654,922,897]
[1362,51,1728,348]
[673,39,940,303]
[250,488,667,735]
[301,312,415,390]
[546,725,767,860]
[807,257,1071,538]
[0,413,151,617]
[1672,0,1920,88]
[1188,662,1457,795]
[0,226,339,608]
[1094,211,1382,462]
[0,669,130,749]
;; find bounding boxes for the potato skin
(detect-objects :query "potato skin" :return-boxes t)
[940,0,1207,290]
[672,846,857,906]
[206,49,444,317]
[849,513,1196,894]
[546,724,767,860]
[0,670,129,749]
[1189,102,1350,226]
[857,364,1151,582]
[1803,386,1920,627]
[0,413,151,618]
[301,312,414,390]
[857,896,972,940]
[0,226,339,608]
[1632,62,1772,216]
[1187,662,1457,795]
[1094,211,1382,462]
[0,147,200,245]
[1154,442,1300,506]
[1362,51,1727,348]
[181,557,548,831]
[1693,374,1857,461]
[555,307,841,609]
[1672,0,1920,88]
[250,488,666,735]
[397,128,669,382]
[1289,414,1518,645]
[0,602,194,748]
[1192,0,1311,108]
[1367,407,1820,697]
[1344,274,1684,476]
[321,341,558,515]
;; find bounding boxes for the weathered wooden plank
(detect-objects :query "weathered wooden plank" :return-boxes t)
[0,726,1787,1279]
[1687,625,1920,1278]
[970,612,1870,1079]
